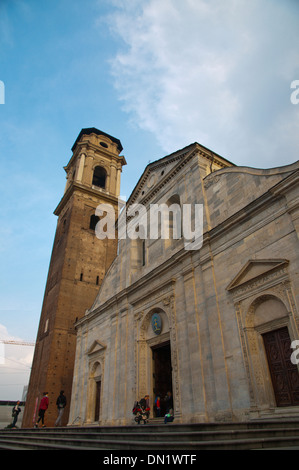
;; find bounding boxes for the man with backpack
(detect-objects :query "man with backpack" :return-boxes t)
[55,390,67,427]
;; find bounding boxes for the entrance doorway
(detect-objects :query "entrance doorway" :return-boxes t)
[152,341,173,417]
[263,327,299,407]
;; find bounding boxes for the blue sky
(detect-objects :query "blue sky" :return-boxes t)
[0,0,298,399]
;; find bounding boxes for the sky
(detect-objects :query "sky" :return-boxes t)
[0,0,298,400]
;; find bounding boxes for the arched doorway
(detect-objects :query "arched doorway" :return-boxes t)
[246,294,299,410]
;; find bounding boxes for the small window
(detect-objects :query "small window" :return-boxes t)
[92,166,107,189]
[96,275,99,285]
[80,273,83,281]
[100,142,108,148]
[90,214,100,231]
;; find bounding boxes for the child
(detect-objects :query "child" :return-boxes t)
[155,395,161,417]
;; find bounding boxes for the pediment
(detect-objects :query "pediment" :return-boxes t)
[227,259,289,291]
[87,340,107,356]
[127,144,197,206]
[126,141,232,207]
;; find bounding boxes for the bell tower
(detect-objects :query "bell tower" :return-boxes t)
[23,128,126,427]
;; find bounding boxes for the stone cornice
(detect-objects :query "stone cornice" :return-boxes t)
[203,160,299,187]
[54,181,120,216]
[269,168,299,197]
[64,141,127,173]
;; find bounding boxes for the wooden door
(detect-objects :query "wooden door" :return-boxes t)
[263,327,299,407]
[94,380,101,421]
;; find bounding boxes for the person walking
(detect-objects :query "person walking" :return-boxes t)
[35,392,49,428]
[55,390,67,427]
[11,401,21,428]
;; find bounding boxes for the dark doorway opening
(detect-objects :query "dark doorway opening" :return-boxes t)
[263,327,299,407]
[152,341,173,417]
[94,380,101,421]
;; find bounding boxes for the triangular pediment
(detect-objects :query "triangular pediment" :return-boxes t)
[87,340,107,356]
[227,259,289,291]
[126,141,233,207]
[128,147,192,206]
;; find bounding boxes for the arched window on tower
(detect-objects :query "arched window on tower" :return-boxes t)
[92,166,107,189]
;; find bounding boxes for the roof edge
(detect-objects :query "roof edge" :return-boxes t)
[71,127,123,153]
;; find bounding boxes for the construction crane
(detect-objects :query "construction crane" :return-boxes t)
[0,340,35,347]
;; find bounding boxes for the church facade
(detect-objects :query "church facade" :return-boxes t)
[68,140,299,426]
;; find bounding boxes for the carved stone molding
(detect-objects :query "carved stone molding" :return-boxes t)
[134,295,181,416]
[87,340,107,357]
[227,259,289,302]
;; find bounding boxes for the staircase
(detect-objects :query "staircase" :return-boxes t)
[1,419,299,450]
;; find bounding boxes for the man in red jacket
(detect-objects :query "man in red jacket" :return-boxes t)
[34,392,49,428]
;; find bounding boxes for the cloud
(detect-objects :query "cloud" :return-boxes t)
[106,0,299,167]
[0,324,18,342]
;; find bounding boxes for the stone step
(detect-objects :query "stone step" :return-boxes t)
[1,419,299,450]
[2,434,299,450]
[2,426,299,443]
[22,417,299,433]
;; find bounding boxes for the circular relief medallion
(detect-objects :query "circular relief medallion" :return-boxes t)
[147,173,157,188]
[151,313,162,335]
